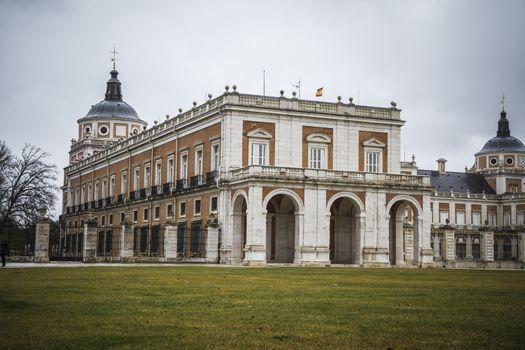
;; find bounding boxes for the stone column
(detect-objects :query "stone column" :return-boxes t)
[444,227,455,264]
[403,223,413,265]
[466,235,473,260]
[206,226,220,263]
[83,218,98,263]
[244,185,266,265]
[481,230,494,262]
[120,221,135,260]
[163,223,177,261]
[34,217,50,263]
[497,238,504,259]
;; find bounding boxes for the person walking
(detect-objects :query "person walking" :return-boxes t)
[0,240,8,267]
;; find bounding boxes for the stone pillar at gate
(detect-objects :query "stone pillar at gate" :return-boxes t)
[163,223,177,261]
[206,226,220,263]
[481,230,494,262]
[34,212,50,263]
[443,226,455,265]
[433,233,441,259]
[120,214,135,260]
[83,218,98,262]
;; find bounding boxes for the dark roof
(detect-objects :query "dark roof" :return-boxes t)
[78,70,144,123]
[476,109,525,155]
[417,169,495,194]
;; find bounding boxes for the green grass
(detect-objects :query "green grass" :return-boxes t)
[1,267,524,349]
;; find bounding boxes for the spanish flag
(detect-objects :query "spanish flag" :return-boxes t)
[315,87,324,97]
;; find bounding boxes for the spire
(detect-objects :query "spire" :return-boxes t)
[104,70,122,101]
[497,95,510,137]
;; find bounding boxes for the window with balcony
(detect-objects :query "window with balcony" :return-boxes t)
[167,156,174,183]
[456,211,465,226]
[211,143,220,171]
[517,212,524,226]
[144,164,151,188]
[503,212,511,226]
[121,172,127,194]
[87,183,92,203]
[195,148,203,177]
[155,160,162,186]
[94,181,99,201]
[247,129,272,166]
[102,177,107,198]
[439,210,449,224]
[306,134,330,169]
[472,211,481,226]
[180,153,188,180]
[134,167,140,191]
[363,138,385,173]
[109,175,115,197]
[488,212,497,227]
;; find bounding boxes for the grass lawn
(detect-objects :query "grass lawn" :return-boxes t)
[1,266,524,349]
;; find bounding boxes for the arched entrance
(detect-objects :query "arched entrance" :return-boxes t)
[265,193,300,263]
[329,197,362,264]
[388,197,421,266]
[231,194,247,264]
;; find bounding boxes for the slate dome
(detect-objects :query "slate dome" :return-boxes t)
[78,70,144,122]
[476,109,525,156]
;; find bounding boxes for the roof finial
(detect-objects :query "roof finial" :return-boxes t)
[500,93,505,111]
[110,45,119,70]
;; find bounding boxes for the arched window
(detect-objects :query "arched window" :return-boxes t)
[503,237,512,260]
[456,236,466,259]
[472,237,481,259]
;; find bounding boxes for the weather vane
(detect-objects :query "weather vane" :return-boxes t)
[500,93,505,111]
[110,45,119,70]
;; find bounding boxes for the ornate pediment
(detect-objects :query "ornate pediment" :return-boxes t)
[362,138,386,148]
[306,133,331,143]
[247,128,272,139]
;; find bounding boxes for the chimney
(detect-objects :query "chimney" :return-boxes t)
[437,158,447,174]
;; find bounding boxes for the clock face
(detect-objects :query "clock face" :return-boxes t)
[519,156,525,167]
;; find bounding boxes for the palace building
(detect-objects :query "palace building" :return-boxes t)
[60,67,525,268]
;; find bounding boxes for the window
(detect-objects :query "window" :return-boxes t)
[101,215,106,226]
[109,214,113,225]
[75,187,80,205]
[154,206,160,220]
[363,138,385,173]
[211,196,218,212]
[456,211,465,226]
[211,143,220,171]
[247,129,272,166]
[503,212,511,226]
[155,161,161,186]
[488,212,497,227]
[366,151,381,173]
[168,156,174,183]
[81,185,85,204]
[133,209,138,223]
[309,146,326,169]
[439,210,449,224]
[250,142,268,165]
[472,237,481,259]
[195,199,201,215]
[94,180,99,201]
[180,153,188,180]
[503,238,512,259]
[143,208,149,221]
[144,164,151,187]
[121,172,127,194]
[102,177,107,198]
[180,202,186,217]
[472,211,481,226]
[109,175,115,197]
[167,204,174,217]
[134,167,140,190]
[456,237,466,259]
[517,212,525,226]
[195,148,203,176]
[99,125,109,135]
[87,183,92,202]
[120,212,125,224]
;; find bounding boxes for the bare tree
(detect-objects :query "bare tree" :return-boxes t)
[0,143,58,232]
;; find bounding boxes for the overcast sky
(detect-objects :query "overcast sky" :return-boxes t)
[1,0,524,188]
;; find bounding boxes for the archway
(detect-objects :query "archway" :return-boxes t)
[265,193,300,263]
[232,193,247,263]
[387,197,422,266]
[329,197,362,264]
